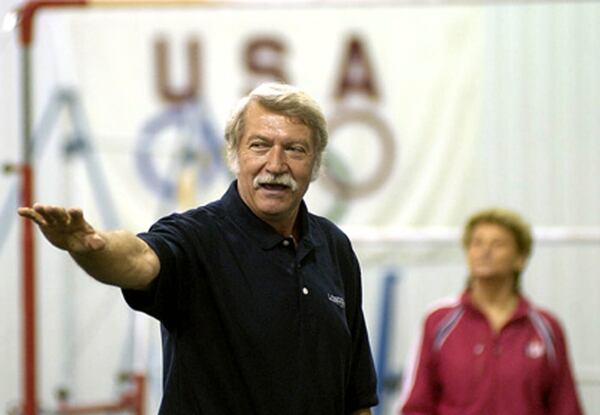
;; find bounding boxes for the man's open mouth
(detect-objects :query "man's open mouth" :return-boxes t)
[261,183,289,191]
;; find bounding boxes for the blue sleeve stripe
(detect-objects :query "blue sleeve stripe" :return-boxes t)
[528,309,558,367]
[434,306,464,351]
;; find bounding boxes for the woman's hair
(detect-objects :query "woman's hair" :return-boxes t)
[224,82,328,181]
[462,207,533,289]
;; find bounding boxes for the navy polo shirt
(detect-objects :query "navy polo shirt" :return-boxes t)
[123,181,378,414]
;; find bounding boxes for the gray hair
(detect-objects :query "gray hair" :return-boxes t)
[224,83,328,180]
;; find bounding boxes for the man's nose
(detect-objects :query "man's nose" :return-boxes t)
[266,147,287,173]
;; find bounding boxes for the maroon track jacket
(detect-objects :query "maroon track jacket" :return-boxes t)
[397,291,583,415]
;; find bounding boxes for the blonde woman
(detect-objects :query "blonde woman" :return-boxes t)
[397,208,582,415]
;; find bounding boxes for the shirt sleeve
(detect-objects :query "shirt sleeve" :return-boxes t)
[396,314,439,415]
[545,315,583,415]
[121,214,194,330]
[344,245,379,412]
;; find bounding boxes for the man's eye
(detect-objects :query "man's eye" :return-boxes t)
[289,146,306,153]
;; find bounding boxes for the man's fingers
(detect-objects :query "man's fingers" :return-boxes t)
[31,204,60,226]
[17,207,32,218]
[68,208,93,231]
[45,206,71,226]
[68,208,84,223]
[19,205,89,233]
[17,207,48,227]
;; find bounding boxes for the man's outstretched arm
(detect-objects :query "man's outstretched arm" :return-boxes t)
[18,204,159,290]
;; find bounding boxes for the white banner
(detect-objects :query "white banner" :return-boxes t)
[30,5,482,232]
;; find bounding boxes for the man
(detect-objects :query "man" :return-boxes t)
[18,83,379,414]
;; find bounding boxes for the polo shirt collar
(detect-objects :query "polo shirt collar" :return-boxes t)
[220,180,318,251]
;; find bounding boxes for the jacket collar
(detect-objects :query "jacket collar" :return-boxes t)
[461,289,531,322]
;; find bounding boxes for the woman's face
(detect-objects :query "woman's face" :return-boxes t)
[466,223,525,282]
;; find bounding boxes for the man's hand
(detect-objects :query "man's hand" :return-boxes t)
[18,203,159,289]
[17,204,105,253]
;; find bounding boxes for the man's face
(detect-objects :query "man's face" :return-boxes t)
[236,101,316,233]
[466,223,525,281]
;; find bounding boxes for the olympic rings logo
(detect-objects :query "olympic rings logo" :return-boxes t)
[134,100,227,203]
[134,101,397,217]
[321,107,397,199]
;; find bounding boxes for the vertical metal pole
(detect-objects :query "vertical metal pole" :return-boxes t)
[374,271,398,415]
[133,373,146,415]
[21,43,38,415]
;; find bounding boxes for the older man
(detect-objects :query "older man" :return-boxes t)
[18,83,378,414]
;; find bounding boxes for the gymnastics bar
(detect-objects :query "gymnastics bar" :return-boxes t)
[14,2,242,414]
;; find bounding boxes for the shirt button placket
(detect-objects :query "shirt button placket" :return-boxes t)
[296,262,307,296]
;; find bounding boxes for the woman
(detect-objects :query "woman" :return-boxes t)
[397,208,583,415]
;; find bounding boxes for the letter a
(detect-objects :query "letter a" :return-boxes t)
[334,36,379,101]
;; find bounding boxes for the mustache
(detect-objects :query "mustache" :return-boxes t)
[253,173,298,192]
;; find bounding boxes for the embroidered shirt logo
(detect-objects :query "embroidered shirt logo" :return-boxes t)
[328,294,345,309]
[525,339,546,359]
